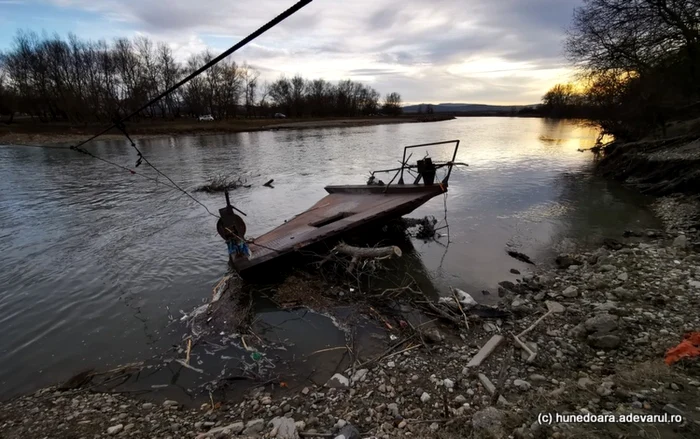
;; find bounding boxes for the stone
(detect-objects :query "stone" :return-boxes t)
[599,264,616,272]
[351,369,368,383]
[617,272,629,282]
[513,379,531,391]
[334,424,361,439]
[387,361,396,368]
[663,404,684,417]
[673,235,688,249]
[141,403,154,410]
[301,387,310,395]
[162,400,178,408]
[327,374,350,389]
[562,286,579,298]
[107,424,123,435]
[424,328,444,343]
[530,374,547,382]
[578,377,594,389]
[398,420,407,429]
[472,407,505,438]
[510,268,521,274]
[429,422,439,432]
[689,280,700,289]
[545,300,565,313]
[269,417,299,439]
[584,313,618,333]
[420,392,431,403]
[455,395,467,404]
[243,419,265,435]
[387,403,399,417]
[520,342,538,361]
[588,334,621,349]
[512,297,528,309]
[443,378,455,389]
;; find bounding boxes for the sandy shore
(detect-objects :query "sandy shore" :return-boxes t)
[0,115,454,147]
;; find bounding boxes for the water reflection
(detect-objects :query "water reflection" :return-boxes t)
[0,117,659,399]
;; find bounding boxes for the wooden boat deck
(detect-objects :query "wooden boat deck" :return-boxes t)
[233,184,446,275]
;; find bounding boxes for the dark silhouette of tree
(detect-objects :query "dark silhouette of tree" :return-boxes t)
[564,0,700,139]
[382,92,403,116]
[0,30,393,123]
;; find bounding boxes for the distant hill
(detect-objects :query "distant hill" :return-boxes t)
[403,103,540,114]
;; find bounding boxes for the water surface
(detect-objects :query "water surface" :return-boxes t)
[0,117,659,398]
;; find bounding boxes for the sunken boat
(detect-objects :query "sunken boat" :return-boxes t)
[217,140,465,278]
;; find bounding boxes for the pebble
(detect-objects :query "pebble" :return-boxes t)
[562,286,579,298]
[443,378,454,389]
[513,379,531,391]
[420,392,431,403]
[107,424,123,435]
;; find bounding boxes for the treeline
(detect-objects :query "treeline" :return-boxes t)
[541,0,700,141]
[0,31,402,124]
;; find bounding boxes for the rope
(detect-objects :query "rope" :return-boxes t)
[63,0,314,229]
[70,0,313,153]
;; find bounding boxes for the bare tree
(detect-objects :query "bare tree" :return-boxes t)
[382,92,403,116]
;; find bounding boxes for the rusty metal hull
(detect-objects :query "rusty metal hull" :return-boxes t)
[232,184,446,277]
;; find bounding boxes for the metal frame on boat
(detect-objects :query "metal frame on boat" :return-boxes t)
[219,140,465,278]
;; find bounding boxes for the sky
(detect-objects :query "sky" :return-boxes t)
[0,0,583,105]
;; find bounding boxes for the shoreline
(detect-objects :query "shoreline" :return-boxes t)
[0,115,455,147]
[2,196,699,438]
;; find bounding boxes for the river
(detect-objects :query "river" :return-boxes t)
[0,117,660,400]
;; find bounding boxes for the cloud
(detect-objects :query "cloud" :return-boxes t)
[33,0,582,103]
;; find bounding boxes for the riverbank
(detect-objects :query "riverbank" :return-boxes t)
[0,115,454,147]
[596,118,700,196]
[2,194,699,438]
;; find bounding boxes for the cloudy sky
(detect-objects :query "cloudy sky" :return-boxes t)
[0,0,583,104]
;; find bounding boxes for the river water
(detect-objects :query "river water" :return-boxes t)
[0,117,659,399]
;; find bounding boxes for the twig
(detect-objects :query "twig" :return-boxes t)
[490,344,513,406]
[185,338,192,365]
[513,334,536,363]
[517,310,553,338]
[452,289,470,330]
[308,346,347,356]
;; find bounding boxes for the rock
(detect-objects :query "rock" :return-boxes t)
[689,280,700,289]
[597,382,614,397]
[530,374,547,382]
[555,255,580,269]
[301,387,310,395]
[603,238,623,250]
[520,342,538,361]
[510,268,521,274]
[269,417,299,439]
[107,424,123,435]
[584,313,618,333]
[663,404,684,417]
[577,377,594,389]
[424,328,444,344]
[588,334,621,349]
[569,323,587,339]
[351,369,368,383]
[243,419,265,435]
[511,297,528,309]
[327,373,350,389]
[141,403,154,410]
[398,420,407,429]
[513,379,531,391]
[227,422,245,434]
[612,286,634,301]
[617,272,629,282]
[673,235,688,249]
[420,392,431,403]
[599,264,616,272]
[455,395,467,404]
[443,378,455,389]
[162,400,178,408]
[429,422,439,432]
[472,407,505,438]
[387,403,399,417]
[562,286,579,298]
[498,280,517,291]
[334,424,361,439]
[545,300,565,313]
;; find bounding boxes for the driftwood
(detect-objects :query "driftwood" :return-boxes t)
[334,243,402,273]
[263,179,275,188]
